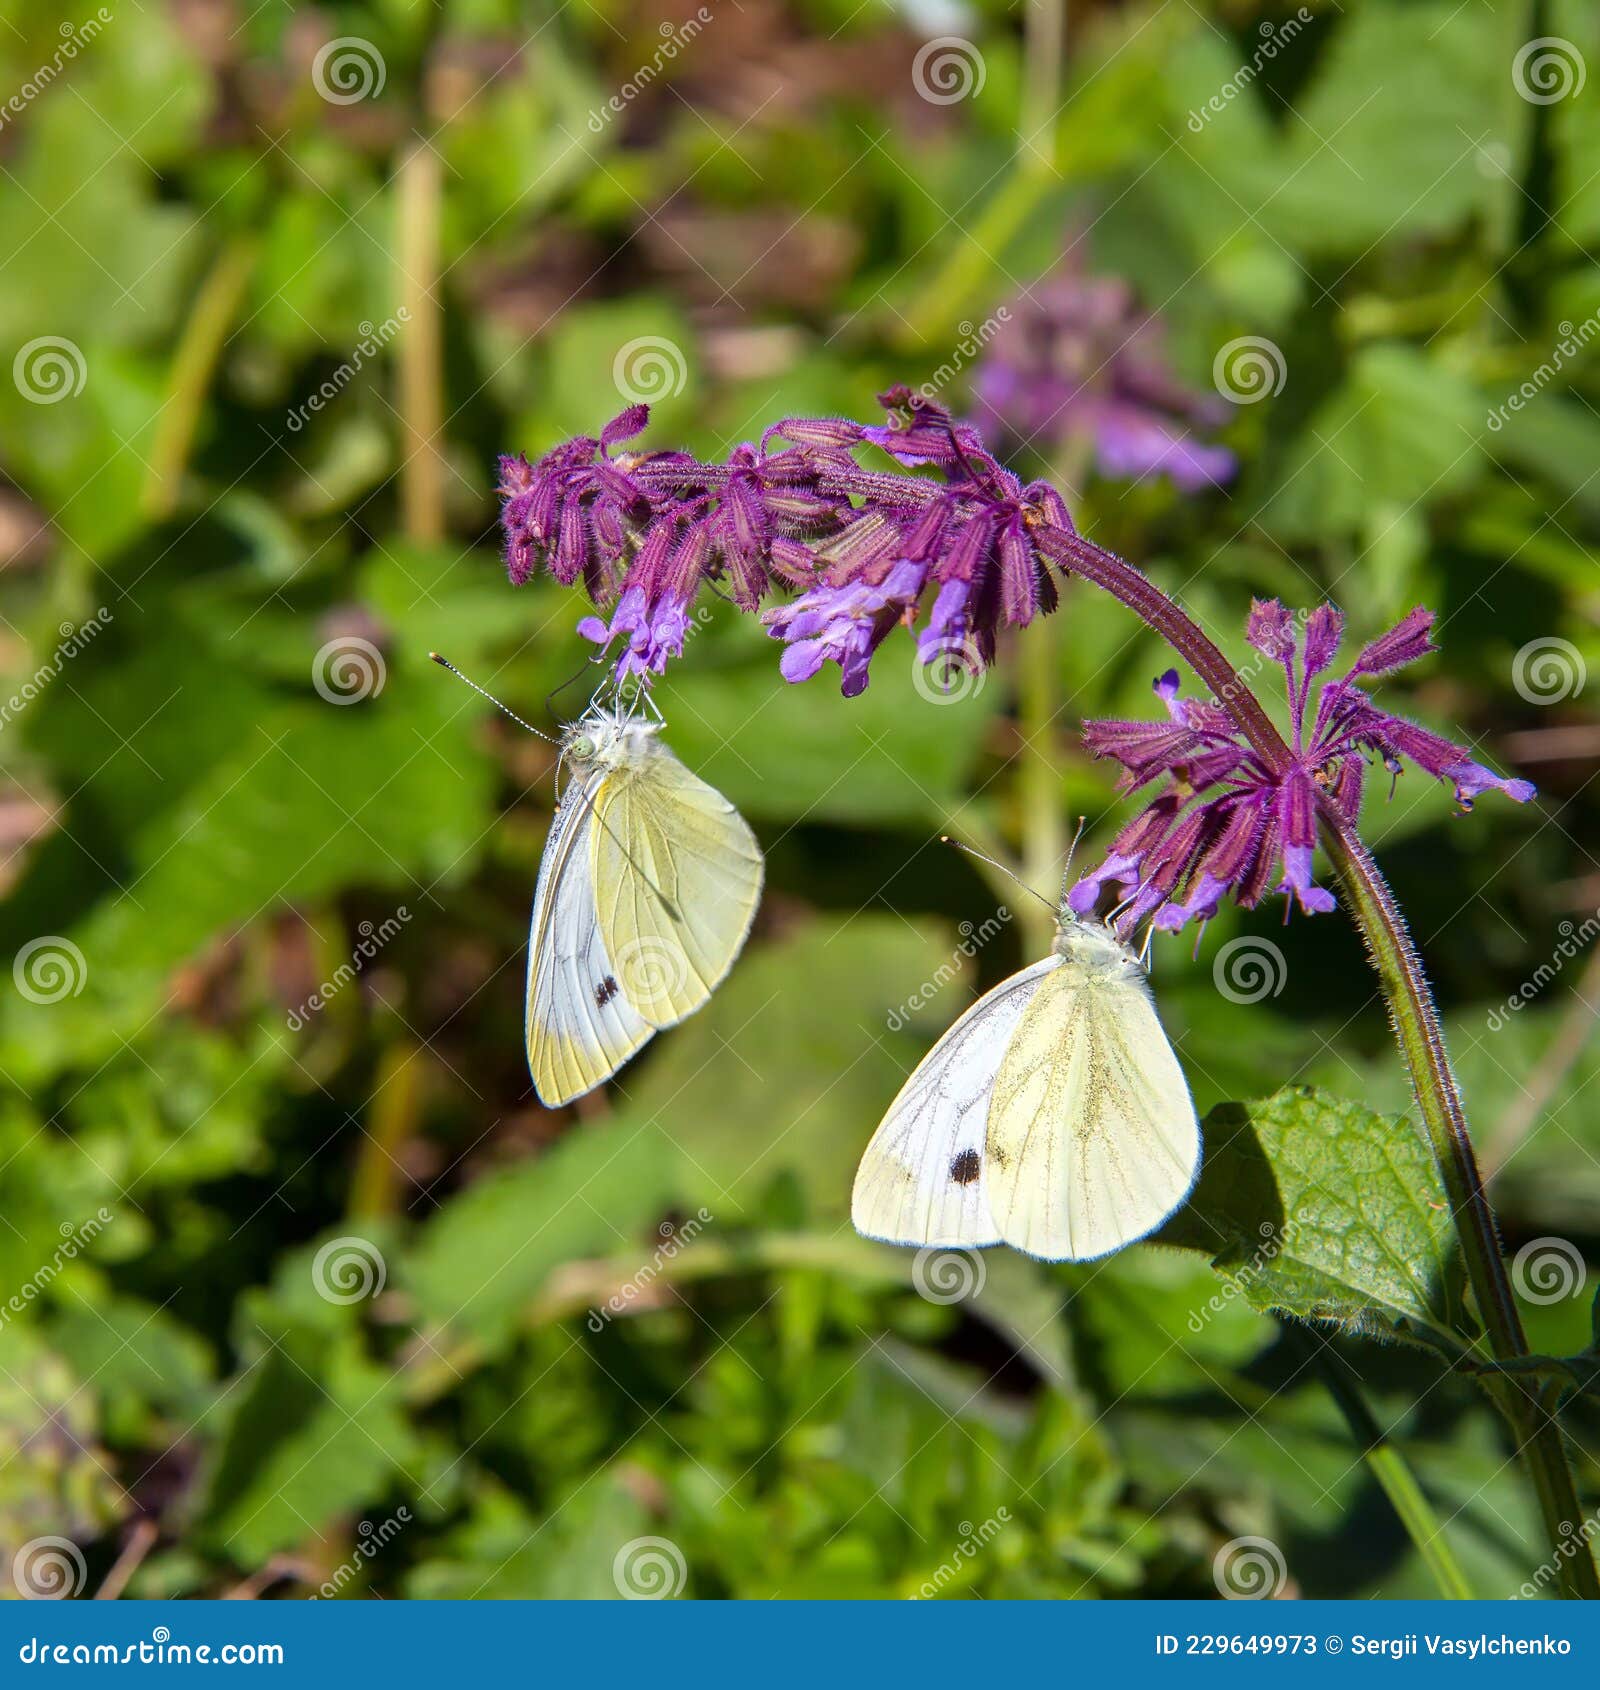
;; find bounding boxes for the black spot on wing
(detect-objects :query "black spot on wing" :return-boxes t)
[594,975,619,1008]
[949,1148,982,1186]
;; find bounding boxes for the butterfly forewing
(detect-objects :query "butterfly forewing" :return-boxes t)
[526,769,655,1105]
[851,958,1061,1248]
[984,958,1199,1261]
[590,743,763,1029]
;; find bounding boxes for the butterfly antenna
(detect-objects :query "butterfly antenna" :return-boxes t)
[939,836,1056,914]
[1059,814,1089,909]
[429,653,559,744]
[545,654,602,719]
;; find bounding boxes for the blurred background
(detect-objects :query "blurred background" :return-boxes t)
[0,0,1598,1601]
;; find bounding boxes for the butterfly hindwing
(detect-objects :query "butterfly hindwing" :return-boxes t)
[984,955,1200,1261]
[851,958,1061,1248]
[589,740,763,1028]
[526,768,655,1106]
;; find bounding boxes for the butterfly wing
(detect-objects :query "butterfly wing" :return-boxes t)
[852,958,1061,1248]
[589,740,763,1028]
[984,964,1199,1261]
[526,769,655,1106]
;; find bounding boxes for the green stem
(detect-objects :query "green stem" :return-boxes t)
[141,236,257,520]
[1366,1447,1475,1600]
[350,1042,425,1221]
[1323,821,1599,1599]
[1032,520,1598,1598]
[396,140,445,544]
[1295,1330,1474,1599]
[1019,0,1066,163]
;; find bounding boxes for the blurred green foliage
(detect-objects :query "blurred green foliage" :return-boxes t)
[0,0,1597,1601]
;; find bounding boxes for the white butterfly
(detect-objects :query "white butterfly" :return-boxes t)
[432,658,763,1106]
[853,882,1200,1262]
[525,707,763,1103]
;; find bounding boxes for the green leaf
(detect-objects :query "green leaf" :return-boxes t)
[657,630,999,827]
[407,1465,654,1599]
[1159,1086,1469,1341]
[1260,3,1507,254]
[1258,346,1486,542]
[613,914,966,1216]
[405,1116,679,1347]
[1549,0,1600,245]
[198,1325,419,1564]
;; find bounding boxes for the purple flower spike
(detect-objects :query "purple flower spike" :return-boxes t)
[1072,601,1536,932]
[498,384,1078,693]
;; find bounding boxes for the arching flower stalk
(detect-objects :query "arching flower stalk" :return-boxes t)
[497,392,1594,1597]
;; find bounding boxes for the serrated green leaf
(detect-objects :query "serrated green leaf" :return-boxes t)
[1159,1086,1469,1341]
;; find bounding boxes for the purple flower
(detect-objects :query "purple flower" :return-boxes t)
[1070,601,1536,932]
[972,265,1236,492]
[499,407,851,682]
[764,562,925,697]
[754,388,1065,693]
[497,390,1076,694]
[576,585,692,682]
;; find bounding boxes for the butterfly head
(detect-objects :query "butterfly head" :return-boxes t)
[1052,901,1145,975]
[562,712,661,770]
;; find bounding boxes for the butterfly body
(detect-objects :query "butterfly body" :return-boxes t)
[526,707,762,1105]
[853,906,1200,1262]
